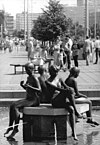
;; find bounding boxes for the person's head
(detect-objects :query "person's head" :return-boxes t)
[25,62,34,75]
[38,65,47,75]
[49,65,59,77]
[69,67,80,78]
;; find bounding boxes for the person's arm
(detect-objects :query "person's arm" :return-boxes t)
[26,84,41,93]
[20,77,41,93]
[46,80,65,92]
[60,78,75,94]
[20,81,27,90]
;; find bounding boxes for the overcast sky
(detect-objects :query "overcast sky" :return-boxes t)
[0,0,77,17]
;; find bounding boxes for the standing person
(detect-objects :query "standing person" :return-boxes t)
[65,67,99,126]
[83,36,92,66]
[94,36,100,64]
[91,39,95,63]
[27,38,33,61]
[39,45,52,70]
[72,39,80,67]
[46,65,83,141]
[14,37,19,52]
[59,44,65,71]
[38,65,49,103]
[4,62,41,139]
[53,37,62,67]
[64,35,73,70]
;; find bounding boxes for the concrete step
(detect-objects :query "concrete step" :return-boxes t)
[0,97,100,107]
[0,90,100,98]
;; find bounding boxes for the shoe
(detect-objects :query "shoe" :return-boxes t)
[87,120,99,126]
[4,127,13,136]
[94,62,97,64]
[7,128,19,138]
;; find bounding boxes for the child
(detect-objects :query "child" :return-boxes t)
[4,62,41,139]
[65,67,99,126]
[46,65,83,141]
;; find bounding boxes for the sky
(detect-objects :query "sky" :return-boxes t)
[0,0,77,18]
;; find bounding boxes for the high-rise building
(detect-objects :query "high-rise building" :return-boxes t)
[5,13,14,35]
[0,11,14,36]
[16,12,42,36]
[63,5,85,26]
[77,0,85,6]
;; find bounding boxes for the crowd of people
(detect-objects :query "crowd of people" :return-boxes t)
[0,34,100,69]
[0,36,25,53]
[25,35,100,72]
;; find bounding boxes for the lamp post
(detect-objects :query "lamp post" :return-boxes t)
[94,0,96,38]
[85,0,89,36]
[27,0,29,41]
[24,0,26,40]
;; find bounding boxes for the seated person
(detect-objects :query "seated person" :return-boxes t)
[45,65,82,141]
[4,62,41,138]
[65,67,99,126]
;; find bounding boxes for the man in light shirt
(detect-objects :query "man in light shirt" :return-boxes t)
[64,35,73,69]
[83,36,92,66]
[94,36,100,64]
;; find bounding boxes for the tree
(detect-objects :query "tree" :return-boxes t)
[31,0,68,42]
[13,29,24,39]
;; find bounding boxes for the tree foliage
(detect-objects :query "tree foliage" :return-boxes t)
[31,0,68,42]
[13,29,24,38]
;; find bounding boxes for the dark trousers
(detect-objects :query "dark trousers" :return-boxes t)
[73,55,78,67]
[65,51,71,69]
[95,48,99,63]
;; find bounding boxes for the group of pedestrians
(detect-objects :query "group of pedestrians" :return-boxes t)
[83,35,100,66]
[4,62,99,141]
[0,36,26,53]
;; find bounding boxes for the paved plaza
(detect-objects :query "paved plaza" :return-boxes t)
[0,47,100,91]
[0,47,100,145]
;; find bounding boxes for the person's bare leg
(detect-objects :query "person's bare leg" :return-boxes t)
[67,106,78,141]
[7,108,20,138]
[4,104,15,136]
[67,93,82,118]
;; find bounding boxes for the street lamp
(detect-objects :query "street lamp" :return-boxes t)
[24,0,26,40]
[27,0,29,41]
[94,0,96,38]
[85,0,89,36]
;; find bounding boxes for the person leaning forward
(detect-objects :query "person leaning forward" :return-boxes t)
[45,65,83,141]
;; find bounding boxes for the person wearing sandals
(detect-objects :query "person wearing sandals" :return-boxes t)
[45,65,83,141]
[65,67,99,126]
[4,62,41,139]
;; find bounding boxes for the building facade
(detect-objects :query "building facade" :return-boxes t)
[5,14,14,35]
[63,5,85,26]
[16,12,41,36]
[0,11,14,36]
